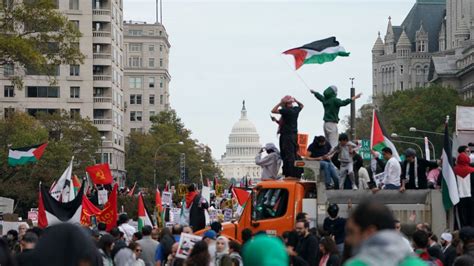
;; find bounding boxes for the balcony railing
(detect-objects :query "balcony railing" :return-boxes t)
[93,75,111,81]
[93,9,111,16]
[93,53,111,60]
[93,96,112,103]
[93,31,111,37]
[93,119,112,125]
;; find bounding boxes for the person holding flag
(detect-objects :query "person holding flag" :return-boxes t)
[184,184,208,232]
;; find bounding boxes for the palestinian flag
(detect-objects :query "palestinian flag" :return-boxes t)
[38,182,84,228]
[370,110,400,161]
[441,121,460,210]
[8,143,48,166]
[232,187,250,206]
[72,175,81,196]
[137,192,153,231]
[283,37,350,70]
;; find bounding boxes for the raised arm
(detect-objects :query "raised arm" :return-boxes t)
[294,98,304,109]
[336,93,362,107]
[271,101,282,114]
[310,89,324,102]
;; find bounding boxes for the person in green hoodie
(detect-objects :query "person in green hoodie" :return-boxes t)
[310,86,361,148]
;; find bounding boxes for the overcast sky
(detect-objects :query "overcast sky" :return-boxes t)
[124,0,415,159]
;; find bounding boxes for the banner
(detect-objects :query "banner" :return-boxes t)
[98,189,108,205]
[162,191,172,207]
[81,184,118,231]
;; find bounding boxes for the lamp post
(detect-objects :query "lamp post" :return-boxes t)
[349,77,355,140]
[100,135,106,163]
[391,139,424,158]
[153,141,184,187]
[391,133,436,160]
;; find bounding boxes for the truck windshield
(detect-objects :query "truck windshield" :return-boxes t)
[252,188,289,220]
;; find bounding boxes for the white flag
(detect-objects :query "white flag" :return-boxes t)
[50,157,75,202]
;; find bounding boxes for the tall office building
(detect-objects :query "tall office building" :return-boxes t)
[0,0,127,180]
[123,21,171,135]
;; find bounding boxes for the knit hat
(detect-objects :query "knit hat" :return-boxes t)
[242,235,289,266]
[329,85,338,95]
[441,232,453,242]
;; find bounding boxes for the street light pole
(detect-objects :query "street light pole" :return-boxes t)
[350,77,355,140]
[100,135,106,163]
[392,139,424,158]
[153,141,184,187]
[391,133,436,160]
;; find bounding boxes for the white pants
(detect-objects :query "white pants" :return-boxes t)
[339,162,355,189]
[324,122,339,148]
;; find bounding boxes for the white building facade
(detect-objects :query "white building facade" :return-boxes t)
[219,102,262,181]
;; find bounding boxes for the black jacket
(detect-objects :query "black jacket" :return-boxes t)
[428,244,445,265]
[401,158,438,189]
[296,234,319,266]
[318,254,341,266]
[189,194,208,232]
[443,245,457,266]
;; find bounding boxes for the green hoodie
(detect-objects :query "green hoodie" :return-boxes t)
[313,86,352,123]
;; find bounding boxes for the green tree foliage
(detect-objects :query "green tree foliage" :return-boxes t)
[346,86,474,156]
[126,110,222,189]
[0,0,84,87]
[0,112,100,216]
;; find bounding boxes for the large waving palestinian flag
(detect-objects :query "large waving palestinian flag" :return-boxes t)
[138,192,153,231]
[8,143,48,166]
[441,121,460,210]
[38,182,84,228]
[283,37,350,70]
[371,110,400,161]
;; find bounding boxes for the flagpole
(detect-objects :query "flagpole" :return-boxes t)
[278,54,312,90]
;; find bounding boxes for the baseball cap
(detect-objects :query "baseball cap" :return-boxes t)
[203,230,217,240]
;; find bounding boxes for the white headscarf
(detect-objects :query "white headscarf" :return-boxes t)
[215,236,230,256]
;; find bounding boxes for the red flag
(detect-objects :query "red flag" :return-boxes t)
[38,186,47,228]
[155,187,162,212]
[128,182,137,196]
[81,184,118,231]
[85,163,113,185]
[232,187,250,206]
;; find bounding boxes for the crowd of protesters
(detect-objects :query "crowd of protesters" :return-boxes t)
[4,199,474,266]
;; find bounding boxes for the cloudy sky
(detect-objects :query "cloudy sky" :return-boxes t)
[124,0,414,159]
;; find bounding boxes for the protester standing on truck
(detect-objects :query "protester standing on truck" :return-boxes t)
[271,95,304,179]
[400,148,439,192]
[309,86,361,148]
[306,136,339,189]
[326,133,358,190]
[373,147,401,191]
[255,143,282,180]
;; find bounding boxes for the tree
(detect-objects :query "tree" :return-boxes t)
[0,111,100,217]
[0,0,84,87]
[345,85,474,157]
[126,110,222,189]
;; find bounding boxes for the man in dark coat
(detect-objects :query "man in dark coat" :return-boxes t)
[186,184,208,232]
[400,148,438,191]
[441,233,456,266]
[295,219,319,265]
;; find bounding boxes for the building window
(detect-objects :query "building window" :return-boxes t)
[128,30,143,36]
[149,45,154,51]
[70,109,80,118]
[70,65,80,76]
[148,30,154,35]
[26,65,60,76]
[400,82,404,90]
[70,87,80,98]
[159,58,163,67]
[400,65,404,74]
[4,63,13,76]
[26,86,59,98]
[70,20,79,30]
[149,77,155,88]
[150,111,155,120]
[129,43,142,52]
[149,58,155,67]
[160,45,163,52]
[160,94,163,104]
[129,57,142,67]
[149,94,155,105]
[130,94,142,104]
[160,79,163,88]
[4,107,14,118]
[4,86,14,97]
[129,77,142,88]
[130,111,142,121]
[69,0,79,9]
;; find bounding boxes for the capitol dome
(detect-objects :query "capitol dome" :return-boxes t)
[219,101,262,180]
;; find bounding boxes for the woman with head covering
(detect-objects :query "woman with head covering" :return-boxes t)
[255,143,282,180]
[184,240,210,266]
[215,236,231,266]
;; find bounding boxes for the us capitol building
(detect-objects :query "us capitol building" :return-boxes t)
[218,101,262,181]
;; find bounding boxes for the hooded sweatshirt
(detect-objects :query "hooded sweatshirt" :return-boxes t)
[255,143,282,179]
[312,86,352,123]
[344,230,425,266]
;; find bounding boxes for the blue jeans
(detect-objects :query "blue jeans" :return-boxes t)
[384,184,400,190]
[320,160,339,187]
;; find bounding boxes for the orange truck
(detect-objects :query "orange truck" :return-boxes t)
[197,160,450,243]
